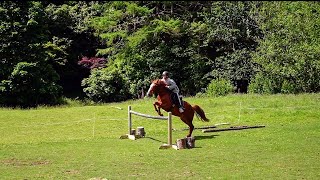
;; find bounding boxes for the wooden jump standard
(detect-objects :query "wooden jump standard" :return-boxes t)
[120,106,178,150]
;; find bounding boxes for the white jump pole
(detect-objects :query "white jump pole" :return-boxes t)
[120,105,177,150]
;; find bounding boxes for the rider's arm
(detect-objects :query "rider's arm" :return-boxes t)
[166,79,178,90]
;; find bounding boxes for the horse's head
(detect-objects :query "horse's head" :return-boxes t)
[146,79,167,97]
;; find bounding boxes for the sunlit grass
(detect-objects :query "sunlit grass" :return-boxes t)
[0,94,319,179]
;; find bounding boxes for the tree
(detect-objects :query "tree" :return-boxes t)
[44,1,103,97]
[81,67,131,102]
[199,1,262,93]
[250,1,320,93]
[84,1,262,101]
[0,1,62,107]
[0,62,61,107]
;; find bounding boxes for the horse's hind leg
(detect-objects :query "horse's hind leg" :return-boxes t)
[187,123,194,137]
[181,116,194,137]
[180,106,195,137]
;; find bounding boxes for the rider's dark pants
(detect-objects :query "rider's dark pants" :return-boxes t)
[171,92,184,109]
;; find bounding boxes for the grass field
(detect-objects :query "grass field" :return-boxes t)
[0,94,319,179]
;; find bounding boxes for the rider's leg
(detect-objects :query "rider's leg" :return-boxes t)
[175,93,184,113]
[170,93,176,107]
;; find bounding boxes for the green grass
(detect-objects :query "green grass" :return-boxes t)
[0,94,319,179]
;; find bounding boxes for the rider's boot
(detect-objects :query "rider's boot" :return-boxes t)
[175,93,184,113]
[178,100,184,113]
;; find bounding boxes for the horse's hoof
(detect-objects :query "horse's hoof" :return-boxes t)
[159,114,164,116]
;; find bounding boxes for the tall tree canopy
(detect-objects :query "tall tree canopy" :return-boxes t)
[82,1,261,102]
[0,1,319,107]
[0,1,62,107]
[250,1,320,93]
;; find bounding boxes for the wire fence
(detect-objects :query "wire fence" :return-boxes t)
[1,105,318,129]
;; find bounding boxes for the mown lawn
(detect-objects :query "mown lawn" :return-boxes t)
[0,94,319,179]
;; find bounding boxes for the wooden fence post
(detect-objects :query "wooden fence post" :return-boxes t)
[168,112,172,146]
[121,106,177,150]
[128,106,132,135]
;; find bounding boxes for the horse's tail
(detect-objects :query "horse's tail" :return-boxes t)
[192,105,210,122]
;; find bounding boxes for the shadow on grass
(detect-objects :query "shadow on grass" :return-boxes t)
[145,137,166,144]
[144,135,218,149]
[194,134,219,140]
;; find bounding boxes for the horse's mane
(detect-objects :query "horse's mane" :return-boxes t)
[152,79,166,86]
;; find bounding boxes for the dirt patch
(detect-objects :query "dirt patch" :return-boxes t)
[30,160,50,166]
[1,158,50,167]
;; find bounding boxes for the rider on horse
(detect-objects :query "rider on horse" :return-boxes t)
[145,73,209,137]
[161,71,185,113]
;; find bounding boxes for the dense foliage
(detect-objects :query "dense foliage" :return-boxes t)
[0,1,319,107]
[0,2,62,107]
[206,78,234,97]
[249,1,320,94]
[82,1,261,100]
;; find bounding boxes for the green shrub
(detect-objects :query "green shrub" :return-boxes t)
[251,1,320,94]
[81,68,131,102]
[249,73,268,94]
[248,72,278,94]
[0,62,62,108]
[281,79,297,94]
[206,79,233,97]
[249,72,303,94]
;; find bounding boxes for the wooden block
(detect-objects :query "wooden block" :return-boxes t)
[159,144,172,149]
[131,129,136,135]
[136,127,146,137]
[186,137,195,148]
[128,134,137,140]
[119,135,129,139]
[159,144,179,150]
[120,134,142,140]
[176,138,187,149]
[171,145,179,150]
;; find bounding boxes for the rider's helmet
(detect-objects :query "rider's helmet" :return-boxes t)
[162,71,169,78]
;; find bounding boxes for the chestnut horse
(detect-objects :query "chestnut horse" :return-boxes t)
[146,79,209,137]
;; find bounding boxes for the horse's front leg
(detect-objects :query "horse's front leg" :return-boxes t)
[153,102,158,113]
[153,102,163,116]
[157,106,163,116]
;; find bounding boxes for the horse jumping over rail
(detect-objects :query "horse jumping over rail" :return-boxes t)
[146,79,209,137]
